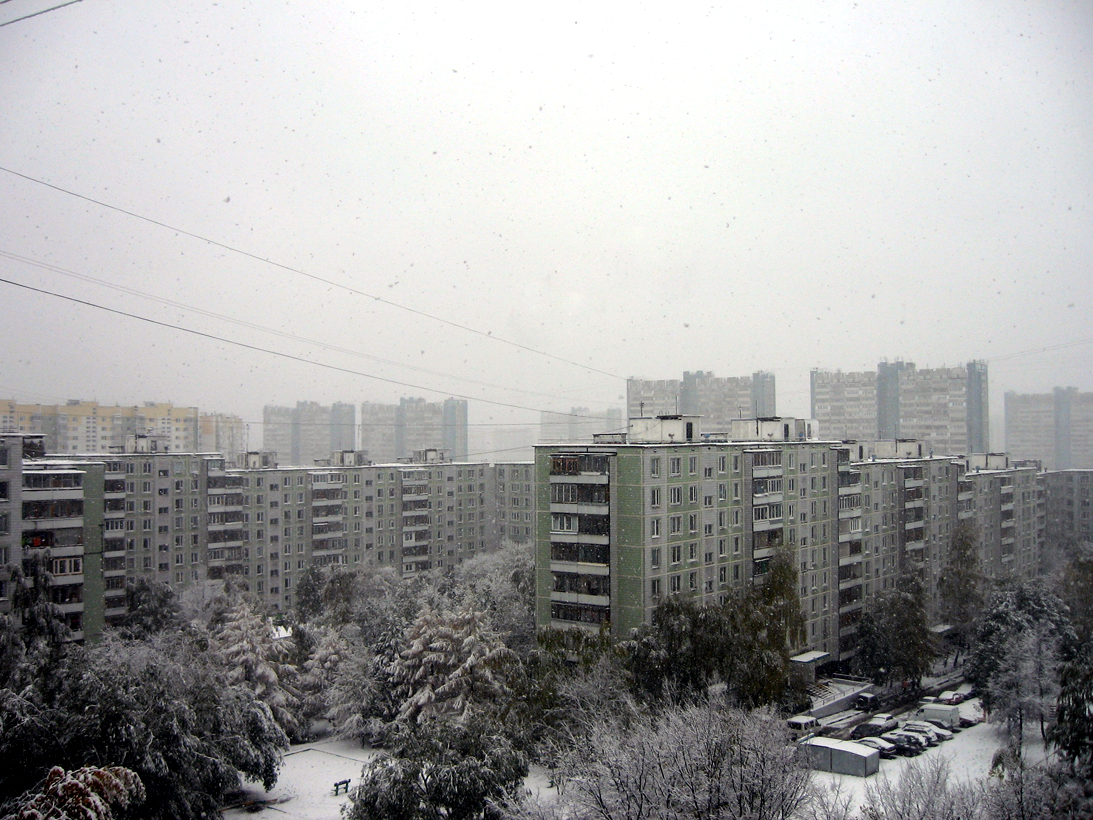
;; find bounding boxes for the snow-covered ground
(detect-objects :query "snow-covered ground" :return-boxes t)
[223,739,557,820]
[225,697,1050,820]
[223,737,378,820]
[810,697,1052,813]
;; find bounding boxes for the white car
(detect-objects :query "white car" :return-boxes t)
[905,720,953,741]
[900,722,940,745]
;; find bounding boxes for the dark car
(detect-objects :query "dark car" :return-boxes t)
[854,693,879,711]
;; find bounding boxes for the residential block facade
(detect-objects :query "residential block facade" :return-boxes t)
[811,361,989,456]
[1,400,199,454]
[535,416,1043,669]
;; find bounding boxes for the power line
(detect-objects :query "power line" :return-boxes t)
[0,247,614,407]
[985,337,1093,364]
[0,0,84,28]
[0,165,624,381]
[0,275,616,421]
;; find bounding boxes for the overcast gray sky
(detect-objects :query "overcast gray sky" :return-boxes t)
[2,0,1090,453]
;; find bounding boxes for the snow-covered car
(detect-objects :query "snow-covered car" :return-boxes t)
[938,691,964,705]
[855,737,898,759]
[880,731,924,756]
[925,718,961,733]
[899,723,940,745]
[906,720,953,741]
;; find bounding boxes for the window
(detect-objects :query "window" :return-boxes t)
[670,544,682,564]
[651,547,661,568]
[669,515,682,534]
[650,488,661,507]
[688,457,697,475]
[669,486,682,505]
[551,513,576,532]
[669,457,681,477]
[670,574,681,593]
[651,578,661,596]
[650,518,661,538]
[688,486,698,503]
[688,514,697,533]
[650,457,661,478]
[718,455,726,473]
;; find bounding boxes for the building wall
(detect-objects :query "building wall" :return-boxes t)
[488,462,534,548]
[810,370,878,441]
[810,362,988,456]
[1044,469,1093,564]
[1,400,199,454]
[536,426,1044,668]
[199,413,247,461]
[1005,388,1093,470]
[360,402,398,464]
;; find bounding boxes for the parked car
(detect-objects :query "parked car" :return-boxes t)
[880,731,924,756]
[855,737,898,759]
[959,715,980,729]
[906,720,953,741]
[939,691,964,705]
[925,718,961,734]
[850,721,882,739]
[899,723,940,746]
[854,693,879,711]
[871,713,898,731]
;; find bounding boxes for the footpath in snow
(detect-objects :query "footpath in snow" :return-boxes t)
[224,737,378,820]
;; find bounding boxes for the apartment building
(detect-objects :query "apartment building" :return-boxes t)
[489,462,535,546]
[262,401,357,467]
[1043,469,1093,559]
[199,412,247,462]
[627,371,777,430]
[536,415,849,660]
[810,361,989,456]
[536,417,1043,670]
[357,397,470,463]
[1006,388,1093,470]
[1,400,199,453]
[0,434,110,642]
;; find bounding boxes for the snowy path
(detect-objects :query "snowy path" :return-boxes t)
[224,737,379,820]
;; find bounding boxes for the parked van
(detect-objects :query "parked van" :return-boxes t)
[913,703,962,730]
[787,715,820,740]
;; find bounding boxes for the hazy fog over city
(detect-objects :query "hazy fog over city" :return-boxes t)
[2,1,1090,455]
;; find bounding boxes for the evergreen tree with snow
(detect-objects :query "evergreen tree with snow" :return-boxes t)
[209,597,304,740]
[388,603,516,726]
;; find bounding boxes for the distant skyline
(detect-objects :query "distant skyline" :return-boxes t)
[2,1,1090,457]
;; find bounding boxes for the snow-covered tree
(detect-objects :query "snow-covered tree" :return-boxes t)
[1050,640,1093,776]
[506,701,811,820]
[1,765,144,820]
[968,579,1074,711]
[450,542,537,654]
[855,574,936,688]
[938,524,984,665]
[860,757,981,820]
[989,621,1062,751]
[209,598,303,739]
[120,578,181,638]
[389,604,516,725]
[0,634,287,820]
[345,717,527,820]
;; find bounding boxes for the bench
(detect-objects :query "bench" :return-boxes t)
[333,780,351,795]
